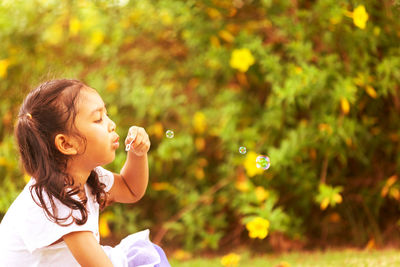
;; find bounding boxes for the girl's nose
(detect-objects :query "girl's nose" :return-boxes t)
[109,118,116,132]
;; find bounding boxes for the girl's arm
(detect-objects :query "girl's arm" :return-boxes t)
[108,126,150,204]
[63,231,114,267]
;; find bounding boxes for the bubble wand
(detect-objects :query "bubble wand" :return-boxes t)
[125,133,136,152]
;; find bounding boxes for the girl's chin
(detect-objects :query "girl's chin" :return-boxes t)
[112,142,119,150]
[100,153,116,166]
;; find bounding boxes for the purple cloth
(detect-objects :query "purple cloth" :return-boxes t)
[152,244,171,267]
[126,241,170,267]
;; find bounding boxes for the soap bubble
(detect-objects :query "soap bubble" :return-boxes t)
[239,146,247,154]
[256,155,270,170]
[166,130,174,138]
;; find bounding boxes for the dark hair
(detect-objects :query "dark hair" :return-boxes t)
[15,79,108,226]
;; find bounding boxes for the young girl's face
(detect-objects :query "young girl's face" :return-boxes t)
[72,87,119,168]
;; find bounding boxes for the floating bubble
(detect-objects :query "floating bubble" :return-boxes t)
[256,155,270,170]
[239,146,247,154]
[166,130,174,138]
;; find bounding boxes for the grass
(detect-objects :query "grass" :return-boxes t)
[169,249,400,267]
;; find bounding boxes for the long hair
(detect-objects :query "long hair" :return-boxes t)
[15,79,108,226]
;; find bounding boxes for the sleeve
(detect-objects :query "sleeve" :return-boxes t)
[94,166,115,192]
[20,169,114,253]
[20,189,98,253]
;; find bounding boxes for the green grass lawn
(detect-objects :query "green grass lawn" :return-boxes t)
[169,249,400,267]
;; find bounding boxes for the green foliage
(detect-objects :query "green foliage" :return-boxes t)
[0,136,24,213]
[170,249,400,267]
[315,183,343,210]
[1,0,400,252]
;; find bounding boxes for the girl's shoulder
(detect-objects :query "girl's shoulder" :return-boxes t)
[2,177,100,253]
[93,166,115,192]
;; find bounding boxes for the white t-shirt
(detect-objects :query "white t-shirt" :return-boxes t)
[0,166,114,267]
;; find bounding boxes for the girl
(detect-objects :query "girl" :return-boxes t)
[0,79,170,267]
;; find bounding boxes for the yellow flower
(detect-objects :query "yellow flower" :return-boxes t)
[193,112,207,134]
[365,85,377,99]
[210,35,221,48]
[99,215,111,238]
[84,29,105,54]
[0,59,11,79]
[160,9,172,26]
[106,79,119,92]
[244,151,264,177]
[245,217,270,239]
[340,97,350,115]
[353,5,369,29]
[43,23,64,45]
[373,26,381,36]
[221,253,240,267]
[320,197,329,210]
[353,73,366,87]
[69,17,81,36]
[345,137,352,147]
[218,30,234,43]
[172,249,192,261]
[207,8,222,20]
[24,173,31,184]
[365,238,375,250]
[276,261,291,267]
[294,66,303,74]
[255,186,269,202]
[0,157,6,166]
[148,122,164,139]
[229,48,255,72]
[381,185,389,197]
[152,182,178,193]
[386,175,398,187]
[318,123,333,134]
[195,137,206,151]
[195,167,205,180]
[390,188,400,200]
[330,16,342,25]
[333,193,343,204]
[90,29,105,47]
[235,180,250,192]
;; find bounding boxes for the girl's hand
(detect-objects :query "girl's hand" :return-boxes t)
[125,126,151,156]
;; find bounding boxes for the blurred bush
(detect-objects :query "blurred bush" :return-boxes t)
[1,0,400,252]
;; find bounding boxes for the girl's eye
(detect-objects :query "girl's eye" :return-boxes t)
[94,111,108,123]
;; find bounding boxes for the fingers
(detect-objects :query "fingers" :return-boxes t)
[135,140,151,153]
[125,126,150,155]
[125,126,138,145]
[132,132,144,148]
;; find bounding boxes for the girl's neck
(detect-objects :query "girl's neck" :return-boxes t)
[67,161,92,187]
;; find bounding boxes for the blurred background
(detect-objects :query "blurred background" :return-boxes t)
[1,0,400,258]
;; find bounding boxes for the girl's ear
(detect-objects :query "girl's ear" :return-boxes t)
[54,134,78,155]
